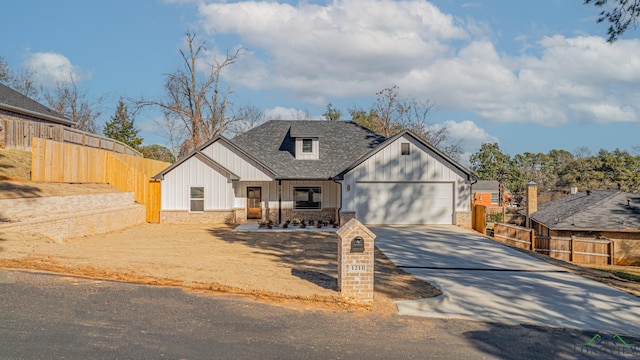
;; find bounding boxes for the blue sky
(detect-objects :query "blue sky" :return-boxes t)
[2,0,639,164]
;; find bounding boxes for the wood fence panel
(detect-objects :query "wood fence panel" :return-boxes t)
[573,239,610,265]
[146,180,161,223]
[494,223,532,250]
[31,138,170,222]
[548,238,571,262]
[472,205,486,234]
[535,236,551,255]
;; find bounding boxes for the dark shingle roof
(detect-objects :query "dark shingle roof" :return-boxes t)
[230,120,386,179]
[473,180,511,194]
[0,83,73,126]
[531,190,640,230]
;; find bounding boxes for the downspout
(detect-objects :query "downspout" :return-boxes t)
[278,179,282,224]
[469,176,478,205]
[333,178,342,225]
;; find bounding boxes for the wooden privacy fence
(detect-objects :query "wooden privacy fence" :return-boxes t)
[2,118,141,156]
[31,138,169,222]
[493,223,534,250]
[472,204,486,235]
[494,223,613,265]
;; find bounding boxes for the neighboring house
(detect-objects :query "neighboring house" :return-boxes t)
[153,120,476,227]
[0,83,73,126]
[526,188,640,264]
[472,180,512,207]
[0,83,73,150]
[529,189,640,239]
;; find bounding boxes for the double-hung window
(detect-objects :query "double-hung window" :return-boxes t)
[190,186,204,212]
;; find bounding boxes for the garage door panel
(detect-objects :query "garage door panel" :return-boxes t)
[355,182,453,225]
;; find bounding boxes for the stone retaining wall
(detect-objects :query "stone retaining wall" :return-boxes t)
[0,192,145,242]
[0,192,134,220]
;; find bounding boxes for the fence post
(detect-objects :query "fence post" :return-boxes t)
[530,230,535,251]
[570,235,575,262]
[608,240,614,265]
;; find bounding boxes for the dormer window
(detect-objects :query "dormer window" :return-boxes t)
[295,137,319,160]
[302,138,313,153]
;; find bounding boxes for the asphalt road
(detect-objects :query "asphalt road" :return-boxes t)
[0,270,636,360]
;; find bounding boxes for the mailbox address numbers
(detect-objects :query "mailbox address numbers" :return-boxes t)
[349,264,366,272]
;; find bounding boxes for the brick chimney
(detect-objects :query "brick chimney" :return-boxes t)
[526,181,538,229]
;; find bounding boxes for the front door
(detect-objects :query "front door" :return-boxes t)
[247,187,262,219]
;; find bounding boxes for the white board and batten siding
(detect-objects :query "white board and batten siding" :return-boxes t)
[342,134,471,225]
[161,156,234,210]
[201,142,273,181]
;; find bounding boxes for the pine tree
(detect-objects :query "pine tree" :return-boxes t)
[104,99,143,150]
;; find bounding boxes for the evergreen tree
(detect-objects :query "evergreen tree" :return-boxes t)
[104,99,142,150]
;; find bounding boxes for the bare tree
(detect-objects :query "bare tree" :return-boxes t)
[351,85,462,160]
[0,57,39,99]
[137,33,243,155]
[0,57,9,84]
[43,73,104,134]
[227,104,265,137]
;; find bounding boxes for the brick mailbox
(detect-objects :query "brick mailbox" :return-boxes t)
[336,218,376,302]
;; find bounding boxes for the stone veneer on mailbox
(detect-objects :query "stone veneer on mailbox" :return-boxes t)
[336,218,376,303]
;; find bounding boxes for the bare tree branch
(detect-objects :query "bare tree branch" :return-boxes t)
[135,32,244,156]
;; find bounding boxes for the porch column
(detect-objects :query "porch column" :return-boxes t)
[278,179,282,224]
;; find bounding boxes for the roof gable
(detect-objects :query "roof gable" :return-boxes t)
[0,83,74,126]
[153,149,239,181]
[335,130,475,180]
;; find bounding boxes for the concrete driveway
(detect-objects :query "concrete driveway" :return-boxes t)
[371,225,640,335]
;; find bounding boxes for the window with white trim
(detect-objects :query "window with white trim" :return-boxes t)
[190,186,204,212]
[490,193,499,204]
[293,187,321,209]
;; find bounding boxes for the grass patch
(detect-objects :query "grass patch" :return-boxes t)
[0,149,32,180]
[598,269,640,282]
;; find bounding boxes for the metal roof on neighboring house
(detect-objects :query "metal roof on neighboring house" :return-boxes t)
[0,83,74,126]
[530,190,640,230]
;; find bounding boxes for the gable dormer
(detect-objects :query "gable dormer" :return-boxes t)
[294,137,319,159]
[289,124,320,160]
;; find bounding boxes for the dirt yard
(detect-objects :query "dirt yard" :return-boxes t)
[0,223,441,314]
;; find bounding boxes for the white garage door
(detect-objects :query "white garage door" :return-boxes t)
[355,182,454,225]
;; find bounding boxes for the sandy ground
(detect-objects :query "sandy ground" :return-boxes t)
[0,223,441,314]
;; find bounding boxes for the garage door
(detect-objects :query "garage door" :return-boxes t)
[355,182,453,225]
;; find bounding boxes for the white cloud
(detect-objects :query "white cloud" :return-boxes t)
[23,52,87,88]
[264,106,312,120]
[419,119,496,166]
[192,0,640,127]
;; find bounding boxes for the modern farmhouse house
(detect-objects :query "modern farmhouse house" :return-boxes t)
[153,120,476,227]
